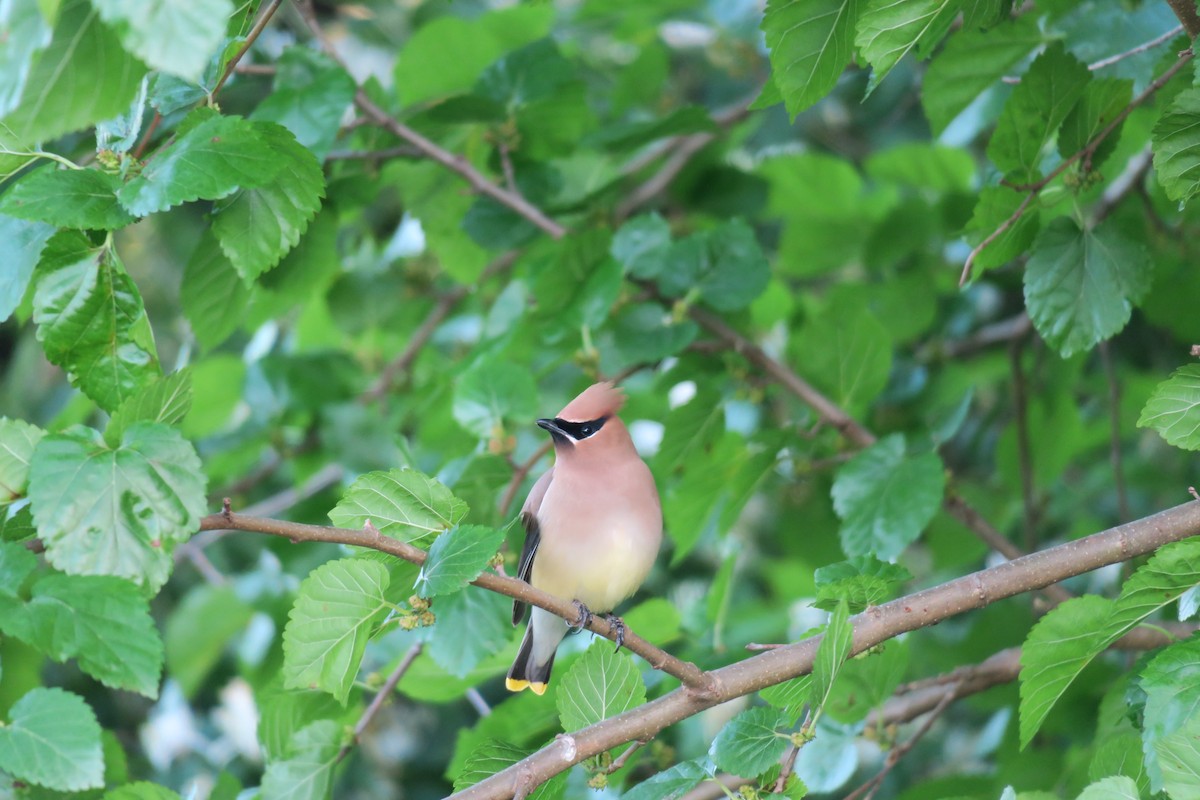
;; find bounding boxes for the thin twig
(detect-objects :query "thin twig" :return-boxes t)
[212,0,285,97]
[325,145,423,162]
[843,683,960,800]
[198,511,714,692]
[500,442,552,519]
[291,1,567,240]
[1001,25,1183,83]
[131,112,161,160]
[604,740,647,775]
[962,49,1194,285]
[1100,341,1131,521]
[465,688,492,717]
[499,142,520,195]
[361,251,519,402]
[336,642,424,763]
[1165,0,1200,37]
[1010,337,1038,552]
[935,313,1032,359]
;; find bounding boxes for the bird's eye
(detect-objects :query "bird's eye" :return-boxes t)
[579,424,593,436]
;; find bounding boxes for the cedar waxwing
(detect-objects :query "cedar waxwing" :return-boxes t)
[505,382,663,695]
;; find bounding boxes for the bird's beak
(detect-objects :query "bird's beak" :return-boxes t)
[537,418,571,444]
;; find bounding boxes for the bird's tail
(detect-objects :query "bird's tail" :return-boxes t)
[505,624,556,695]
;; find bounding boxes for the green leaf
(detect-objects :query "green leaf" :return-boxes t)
[965,185,1041,272]
[4,573,163,697]
[1153,88,1200,206]
[415,524,505,598]
[609,303,699,366]
[1075,776,1140,800]
[762,0,860,119]
[427,584,511,678]
[0,0,147,146]
[0,417,45,502]
[1156,715,1200,800]
[105,370,193,447]
[1058,79,1133,169]
[622,760,711,800]
[855,0,961,93]
[0,167,136,230]
[622,598,684,646]
[921,16,1042,134]
[556,640,647,732]
[117,109,281,216]
[0,687,103,791]
[0,540,37,598]
[260,719,344,800]
[476,39,574,109]
[1138,364,1200,451]
[863,142,975,192]
[1023,217,1151,358]
[32,232,160,412]
[181,233,249,350]
[252,47,355,160]
[709,706,791,777]
[655,220,770,312]
[0,214,54,322]
[832,435,944,560]
[813,557,912,613]
[1020,540,1200,748]
[0,1,53,117]
[329,468,468,545]
[282,558,391,705]
[454,739,567,800]
[258,686,351,763]
[987,43,1091,181]
[452,361,539,440]
[1138,636,1200,792]
[91,0,231,81]
[791,293,893,417]
[27,422,206,591]
[211,122,325,281]
[809,600,854,714]
[1018,597,1113,749]
[611,213,671,279]
[827,639,908,724]
[165,584,253,697]
[393,5,553,105]
[105,782,182,800]
[761,675,813,721]
[589,106,716,151]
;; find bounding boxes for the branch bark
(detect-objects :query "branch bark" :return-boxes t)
[446,501,1200,799]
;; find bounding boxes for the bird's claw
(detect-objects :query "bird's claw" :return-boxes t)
[604,613,626,652]
[567,600,593,635]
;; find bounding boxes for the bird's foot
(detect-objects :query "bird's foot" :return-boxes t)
[567,600,593,635]
[603,613,626,651]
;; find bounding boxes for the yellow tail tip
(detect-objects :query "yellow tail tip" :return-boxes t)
[505,678,549,695]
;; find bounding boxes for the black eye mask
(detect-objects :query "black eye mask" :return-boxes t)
[537,415,608,444]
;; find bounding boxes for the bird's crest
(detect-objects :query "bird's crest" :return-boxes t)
[557,381,626,422]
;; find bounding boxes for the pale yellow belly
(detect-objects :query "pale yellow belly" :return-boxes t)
[531,520,658,612]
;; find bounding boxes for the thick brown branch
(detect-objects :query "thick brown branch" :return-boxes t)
[449,501,1200,800]
[197,511,712,692]
[1165,0,1200,37]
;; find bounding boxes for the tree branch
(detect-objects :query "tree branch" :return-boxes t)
[448,500,1200,799]
[291,1,567,241]
[336,642,424,763]
[1165,0,1200,37]
[197,509,713,693]
[213,0,285,97]
[961,48,1194,285]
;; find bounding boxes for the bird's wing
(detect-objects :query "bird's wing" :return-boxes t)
[512,467,553,625]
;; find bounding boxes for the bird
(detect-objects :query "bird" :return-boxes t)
[505,382,663,695]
